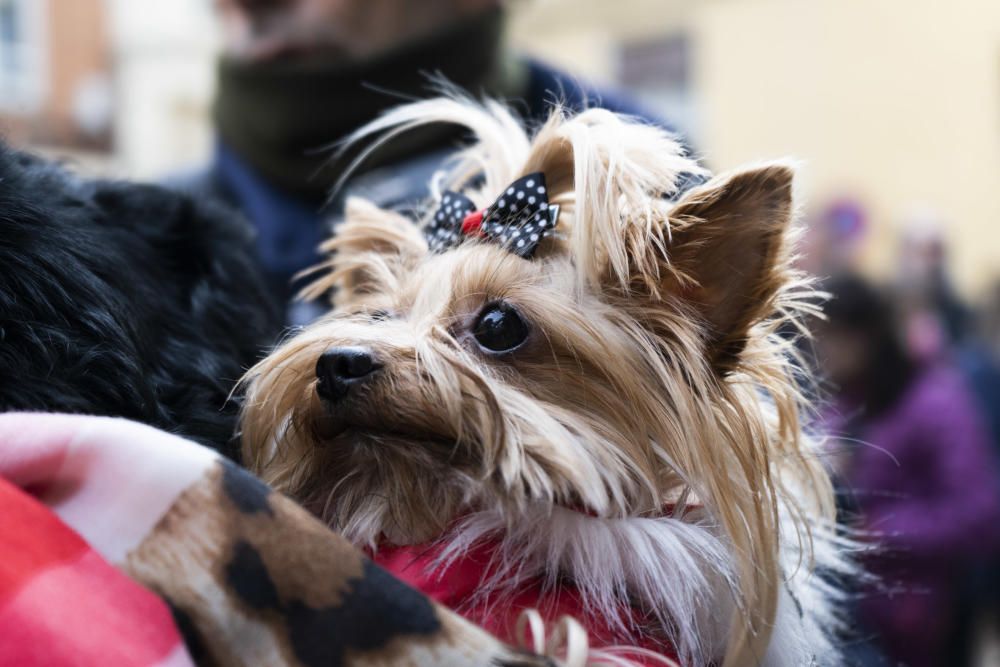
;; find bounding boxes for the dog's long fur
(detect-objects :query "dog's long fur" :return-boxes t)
[0,145,280,453]
[240,98,850,665]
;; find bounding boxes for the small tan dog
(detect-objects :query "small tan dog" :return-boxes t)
[240,98,848,666]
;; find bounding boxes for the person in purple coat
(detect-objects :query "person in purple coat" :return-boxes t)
[816,274,1000,667]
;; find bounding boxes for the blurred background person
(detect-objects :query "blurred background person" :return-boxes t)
[894,212,969,356]
[890,215,1000,665]
[175,0,690,322]
[798,198,869,280]
[815,273,1000,667]
[891,215,1000,443]
[979,282,1000,364]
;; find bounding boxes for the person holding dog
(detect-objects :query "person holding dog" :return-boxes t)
[177,0,691,323]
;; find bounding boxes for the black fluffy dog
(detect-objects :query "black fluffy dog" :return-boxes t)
[0,144,281,456]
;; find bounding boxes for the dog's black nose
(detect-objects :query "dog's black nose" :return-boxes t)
[315,347,381,402]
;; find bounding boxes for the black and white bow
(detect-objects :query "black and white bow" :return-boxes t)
[425,172,560,258]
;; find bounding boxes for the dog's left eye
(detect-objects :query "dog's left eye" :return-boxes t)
[472,302,529,353]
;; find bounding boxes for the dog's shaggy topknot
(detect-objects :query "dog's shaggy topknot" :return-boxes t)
[0,144,280,454]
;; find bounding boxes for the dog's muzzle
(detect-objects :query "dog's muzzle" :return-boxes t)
[315,347,381,403]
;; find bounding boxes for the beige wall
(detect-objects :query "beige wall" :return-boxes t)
[510,0,1000,295]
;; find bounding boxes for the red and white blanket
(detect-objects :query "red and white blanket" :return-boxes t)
[0,413,549,667]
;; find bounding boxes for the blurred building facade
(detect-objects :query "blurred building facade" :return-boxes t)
[0,0,112,151]
[510,0,1000,296]
[0,0,216,176]
[1,0,998,296]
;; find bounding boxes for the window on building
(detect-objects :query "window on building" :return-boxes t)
[0,0,46,112]
[617,33,698,143]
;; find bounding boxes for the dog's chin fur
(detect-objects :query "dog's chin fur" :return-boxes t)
[240,97,852,666]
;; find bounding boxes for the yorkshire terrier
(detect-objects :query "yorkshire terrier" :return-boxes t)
[240,98,848,666]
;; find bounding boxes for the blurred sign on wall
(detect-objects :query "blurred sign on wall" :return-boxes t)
[617,33,699,142]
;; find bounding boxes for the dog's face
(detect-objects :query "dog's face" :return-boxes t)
[249,238,679,544]
[241,123,811,547]
[240,102,839,665]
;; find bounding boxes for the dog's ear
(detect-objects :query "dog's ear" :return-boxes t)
[665,163,795,367]
[299,197,428,306]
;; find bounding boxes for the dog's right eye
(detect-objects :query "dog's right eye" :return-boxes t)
[472,302,529,353]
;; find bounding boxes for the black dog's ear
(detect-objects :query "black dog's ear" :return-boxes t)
[299,197,428,307]
[92,182,255,246]
[667,164,795,368]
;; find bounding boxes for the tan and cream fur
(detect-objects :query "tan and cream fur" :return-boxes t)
[240,97,850,666]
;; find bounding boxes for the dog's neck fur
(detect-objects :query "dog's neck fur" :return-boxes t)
[316,417,846,667]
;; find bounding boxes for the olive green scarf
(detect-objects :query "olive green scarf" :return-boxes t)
[214,8,523,201]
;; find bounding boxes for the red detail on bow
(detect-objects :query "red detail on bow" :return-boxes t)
[461,209,484,236]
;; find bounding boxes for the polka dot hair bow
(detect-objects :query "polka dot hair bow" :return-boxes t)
[426,172,560,258]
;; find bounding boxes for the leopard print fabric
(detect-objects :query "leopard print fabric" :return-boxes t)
[125,461,551,667]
